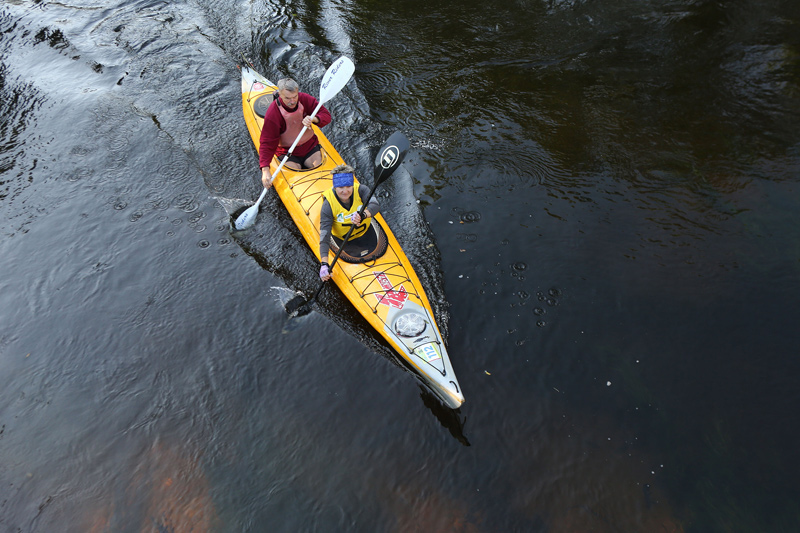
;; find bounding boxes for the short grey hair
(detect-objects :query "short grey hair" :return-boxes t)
[277,78,299,92]
[331,164,354,175]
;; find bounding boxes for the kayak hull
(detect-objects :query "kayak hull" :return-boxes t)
[240,65,464,408]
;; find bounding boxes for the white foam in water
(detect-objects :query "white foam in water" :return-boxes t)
[213,196,254,215]
[270,286,302,303]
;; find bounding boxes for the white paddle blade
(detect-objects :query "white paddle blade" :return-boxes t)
[234,204,259,230]
[318,57,355,104]
[234,187,268,230]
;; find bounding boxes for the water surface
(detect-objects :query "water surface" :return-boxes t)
[1,0,799,530]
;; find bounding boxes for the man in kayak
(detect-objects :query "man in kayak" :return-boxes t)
[319,165,381,281]
[259,78,332,188]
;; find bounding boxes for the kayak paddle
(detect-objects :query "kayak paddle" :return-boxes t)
[234,56,355,231]
[286,130,411,317]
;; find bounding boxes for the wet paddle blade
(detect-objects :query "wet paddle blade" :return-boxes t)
[285,294,313,317]
[233,203,259,230]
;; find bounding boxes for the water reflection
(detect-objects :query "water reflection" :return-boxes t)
[85,441,216,532]
[419,386,470,447]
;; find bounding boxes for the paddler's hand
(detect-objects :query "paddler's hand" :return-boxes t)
[302,116,317,129]
[261,167,272,189]
[319,263,331,281]
[352,209,370,226]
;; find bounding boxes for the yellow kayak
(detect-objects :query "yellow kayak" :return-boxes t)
[240,65,464,408]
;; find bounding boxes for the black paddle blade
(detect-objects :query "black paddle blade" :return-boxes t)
[373,131,410,184]
[285,295,312,317]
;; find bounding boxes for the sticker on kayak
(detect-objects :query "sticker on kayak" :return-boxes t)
[414,343,442,363]
[253,82,266,91]
[373,272,408,309]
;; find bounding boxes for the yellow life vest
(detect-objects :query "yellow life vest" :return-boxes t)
[322,186,371,240]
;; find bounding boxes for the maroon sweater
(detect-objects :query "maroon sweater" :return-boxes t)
[258,92,332,169]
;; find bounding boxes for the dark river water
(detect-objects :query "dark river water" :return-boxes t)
[2,0,799,531]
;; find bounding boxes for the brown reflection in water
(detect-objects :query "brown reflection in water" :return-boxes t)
[507,409,684,532]
[259,407,684,532]
[387,489,483,533]
[85,440,216,532]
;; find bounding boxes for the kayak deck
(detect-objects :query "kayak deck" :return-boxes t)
[240,65,464,408]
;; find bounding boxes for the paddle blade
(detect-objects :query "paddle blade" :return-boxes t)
[319,56,355,104]
[233,203,259,230]
[285,294,313,317]
[373,131,410,184]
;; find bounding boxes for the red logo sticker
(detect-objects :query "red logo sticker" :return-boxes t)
[373,272,408,309]
[253,82,265,91]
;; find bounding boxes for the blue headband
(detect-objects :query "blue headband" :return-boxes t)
[332,172,354,187]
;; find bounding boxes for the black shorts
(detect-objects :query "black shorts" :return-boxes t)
[284,144,321,168]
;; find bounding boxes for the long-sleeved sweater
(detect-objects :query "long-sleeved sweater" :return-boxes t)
[258,92,332,169]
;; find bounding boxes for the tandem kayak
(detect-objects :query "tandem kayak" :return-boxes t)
[240,64,464,409]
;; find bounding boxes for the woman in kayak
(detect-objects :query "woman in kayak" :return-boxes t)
[319,165,382,281]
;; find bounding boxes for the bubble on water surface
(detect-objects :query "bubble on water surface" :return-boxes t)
[188,211,206,224]
[106,131,129,155]
[145,192,170,211]
[173,192,199,212]
[68,168,92,182]
[460,211,481,223]
[70,146,91,157]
